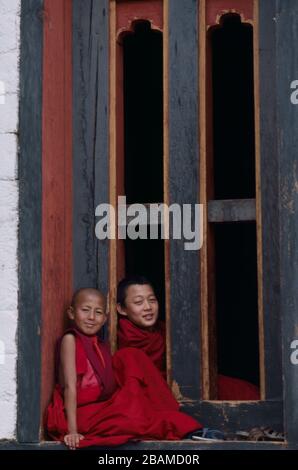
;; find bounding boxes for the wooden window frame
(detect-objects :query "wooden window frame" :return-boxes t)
[196,0,283,430]
[17,0,298,447]
[108,1,172,384]
[108,0,284,430]
[200,0,264,400]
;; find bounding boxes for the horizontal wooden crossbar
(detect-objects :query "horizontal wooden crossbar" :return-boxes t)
[208,199,256,223]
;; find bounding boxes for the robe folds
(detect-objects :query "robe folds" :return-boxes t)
[118,317,166,377]
[117,317,260,401]
[45,329,201,448]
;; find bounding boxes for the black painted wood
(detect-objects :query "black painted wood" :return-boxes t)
[72,0,109,294]
[276,0,298,446]
[208,199,256,222]
[182,400,283,433]
[95,0,109,296]
[18,0,44,443]
[259,0,283,403]
[168,0,200,400]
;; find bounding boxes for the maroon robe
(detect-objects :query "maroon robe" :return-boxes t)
[46,329,201,447]
[118,317,166,377]
[117,317,260,400]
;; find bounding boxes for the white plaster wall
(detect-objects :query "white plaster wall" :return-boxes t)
[0,0,20,439]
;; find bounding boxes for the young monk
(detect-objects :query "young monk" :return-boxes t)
[45,288,202,449]
[117,276,260,401]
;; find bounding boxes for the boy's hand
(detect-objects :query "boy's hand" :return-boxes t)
[64,432,84,450]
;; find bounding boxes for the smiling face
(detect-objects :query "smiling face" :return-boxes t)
[117,284,159,330]
[68,290,107,336]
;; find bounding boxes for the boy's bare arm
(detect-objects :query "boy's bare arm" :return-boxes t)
[60,334,84,449]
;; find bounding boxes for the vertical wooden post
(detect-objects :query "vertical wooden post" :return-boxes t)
[41,0,73,431]
[163,0,172,385]
[18,0,44,443]
[276,0,298,445]
[109,0,118,352]
[96,0,110,297]
[73,0,109,293]
[253,0,266,400]
[199,0,218,400]
[259,0,282,401]
[168,0,201,401]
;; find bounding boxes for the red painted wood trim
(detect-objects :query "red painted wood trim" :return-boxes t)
[206,0,253,27]
[117,0,163,37]
[41,0,73,430]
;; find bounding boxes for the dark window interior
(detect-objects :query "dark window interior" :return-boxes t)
[211,14,255,200]
[215,222,259,386]
[123,21,165,320]
[123,21,163,204]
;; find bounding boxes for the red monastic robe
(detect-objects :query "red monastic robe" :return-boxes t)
[118,318,166,378]
[46,329,201,448]
[118,317,260,401]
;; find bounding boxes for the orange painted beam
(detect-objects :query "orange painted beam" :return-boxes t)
[41,0,73,432]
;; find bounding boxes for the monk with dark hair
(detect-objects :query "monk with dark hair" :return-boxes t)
[117,276,260,401]
[46,288,202,449]
[117,276,166,377]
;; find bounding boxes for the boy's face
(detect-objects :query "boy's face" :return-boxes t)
[68,291,107,336]
[117,284,159,330]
